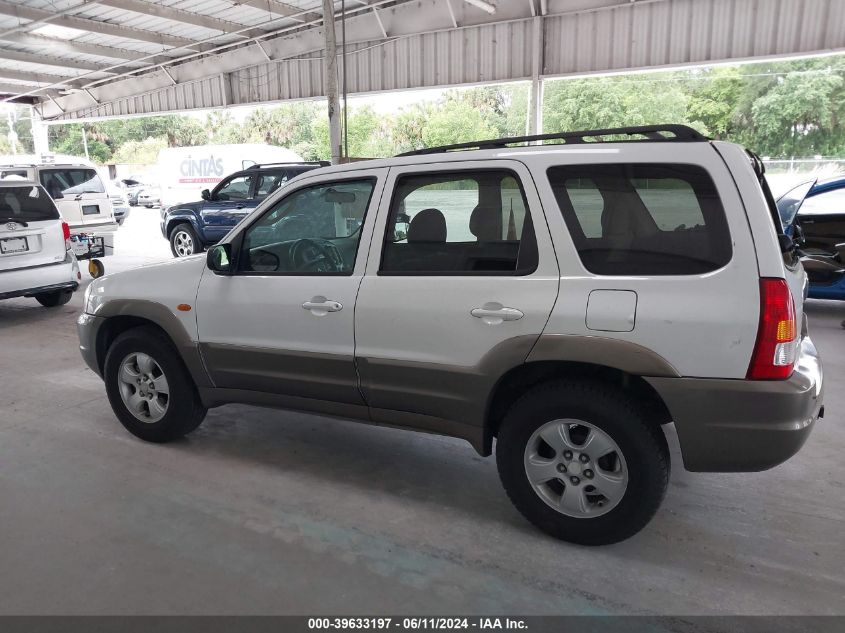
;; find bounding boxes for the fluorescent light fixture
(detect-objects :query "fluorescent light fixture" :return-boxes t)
[32,24,86,40]
[464,0,495,14]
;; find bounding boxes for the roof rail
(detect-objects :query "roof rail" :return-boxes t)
[397,124,708,156]
[245,161,330,169]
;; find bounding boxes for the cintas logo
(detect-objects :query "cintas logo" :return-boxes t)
[180,154,225,178]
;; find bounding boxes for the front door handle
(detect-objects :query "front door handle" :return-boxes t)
[471,303,524,325]
[302,296,343,316]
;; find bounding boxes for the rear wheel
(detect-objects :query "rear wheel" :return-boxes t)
[104,326,207,442]
[496,380,669,545]
[34,289,73,307]
[169,223,200,258]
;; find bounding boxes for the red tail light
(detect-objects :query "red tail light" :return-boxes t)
[747,278,797,380]
[61,221,71,241]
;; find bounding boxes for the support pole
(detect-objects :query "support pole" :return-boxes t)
[527,15,544,136]
[322,0,342,165]
[30,106,50,156]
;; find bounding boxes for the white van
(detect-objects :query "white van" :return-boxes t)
[0,155,118,275]
[156,144,303,208]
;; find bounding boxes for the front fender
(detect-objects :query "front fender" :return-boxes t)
[164,209,203,241]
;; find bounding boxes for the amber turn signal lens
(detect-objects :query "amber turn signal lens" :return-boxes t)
[177,304,192,312]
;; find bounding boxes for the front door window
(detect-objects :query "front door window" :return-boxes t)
[238,179,375,274]
[214,175,253,201]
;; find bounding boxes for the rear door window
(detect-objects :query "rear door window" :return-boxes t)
[39,168,104,198]
[547,163,731,275]
[380,170,537,275]
[0,185,60,222]
[254,171,288,200]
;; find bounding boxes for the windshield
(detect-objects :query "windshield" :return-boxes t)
[39,168,105,197]
[775,179,817,230]
[0,185,60,222]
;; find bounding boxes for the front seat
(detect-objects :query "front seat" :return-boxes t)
[404,208,450,271]
[407,207,447,242]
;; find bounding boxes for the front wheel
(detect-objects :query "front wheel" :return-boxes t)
[104,326,207,442]
[169,223,200,258]
[496,380,669,545]
[34,288,73,307]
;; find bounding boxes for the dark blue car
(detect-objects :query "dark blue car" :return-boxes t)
[777,176,845,301]
[160,162,326,257]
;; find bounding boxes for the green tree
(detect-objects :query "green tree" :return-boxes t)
[543,75,689,133]
[420,99,498,147]
[111,137,167,164]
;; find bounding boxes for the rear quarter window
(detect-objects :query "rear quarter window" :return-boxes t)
[547,163,732,275]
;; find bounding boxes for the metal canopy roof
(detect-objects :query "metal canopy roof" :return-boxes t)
[1,0,843,121]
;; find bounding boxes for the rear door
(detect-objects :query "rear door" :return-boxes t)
[0,184,65,272]
[200,172,255,242]
[354,160,560,432]
[38,167,113,230]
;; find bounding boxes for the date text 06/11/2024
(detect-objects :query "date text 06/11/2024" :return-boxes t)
[307,618,528,630]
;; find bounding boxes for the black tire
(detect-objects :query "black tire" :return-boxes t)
[496,380,669,545]
[169,223,200,258]
[104,326,207,443]
[34,289,73,307]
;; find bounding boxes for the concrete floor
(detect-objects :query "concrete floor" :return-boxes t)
[1,209,843,615]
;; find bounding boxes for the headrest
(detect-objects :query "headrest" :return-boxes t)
[407,208,447,243]
[469,206,500,241]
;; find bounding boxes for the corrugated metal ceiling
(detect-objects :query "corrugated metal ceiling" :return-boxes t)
[1,0,843,120]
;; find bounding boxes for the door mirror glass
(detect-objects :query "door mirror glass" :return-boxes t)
[207,244,232,274]
[201,189,211,201]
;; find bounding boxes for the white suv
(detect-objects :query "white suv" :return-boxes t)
[1,181,80,306]
[77,126,824,544]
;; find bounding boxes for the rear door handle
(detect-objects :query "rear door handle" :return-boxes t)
[471,304,524,324]
[302,296,343,315]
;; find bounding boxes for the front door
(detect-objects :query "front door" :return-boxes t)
[195,169,386,409]
[354,161,560,435]
[200,173,255,242]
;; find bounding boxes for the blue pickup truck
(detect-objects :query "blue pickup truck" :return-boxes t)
[160,161,326,257]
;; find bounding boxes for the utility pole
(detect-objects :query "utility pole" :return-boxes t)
[322,0,342,164]
[81,124,90,161]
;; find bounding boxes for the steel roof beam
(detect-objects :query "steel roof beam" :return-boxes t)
[0,32,147,61]
[229,0,314,22]
[0,1,197,49]
[92,0,259,36]
[0,81,43,94]
[0,48,117,73]
[0,68,78,82]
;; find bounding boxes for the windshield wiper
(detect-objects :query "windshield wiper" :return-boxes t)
[0,217,28,226]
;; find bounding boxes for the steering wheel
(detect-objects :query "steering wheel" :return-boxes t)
[290,238,344,273]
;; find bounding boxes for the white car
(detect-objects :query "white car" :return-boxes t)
[137,186,162,208]
[1,156,118,273]
[1,181,80,306]
[77,125,824,545]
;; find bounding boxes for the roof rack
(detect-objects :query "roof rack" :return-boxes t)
[397,124,708,156]
[245,161,330,169]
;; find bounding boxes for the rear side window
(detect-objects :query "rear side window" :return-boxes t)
[39,168,105,198]
[547,164,731,275]
[0,186,60,221]
[380,170,538,275]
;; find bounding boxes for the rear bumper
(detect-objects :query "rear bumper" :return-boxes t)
[0,256,79,299]
[647,336,824,472]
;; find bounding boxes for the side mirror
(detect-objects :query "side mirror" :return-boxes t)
[207,243,233,275]
[201,189,211,201]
